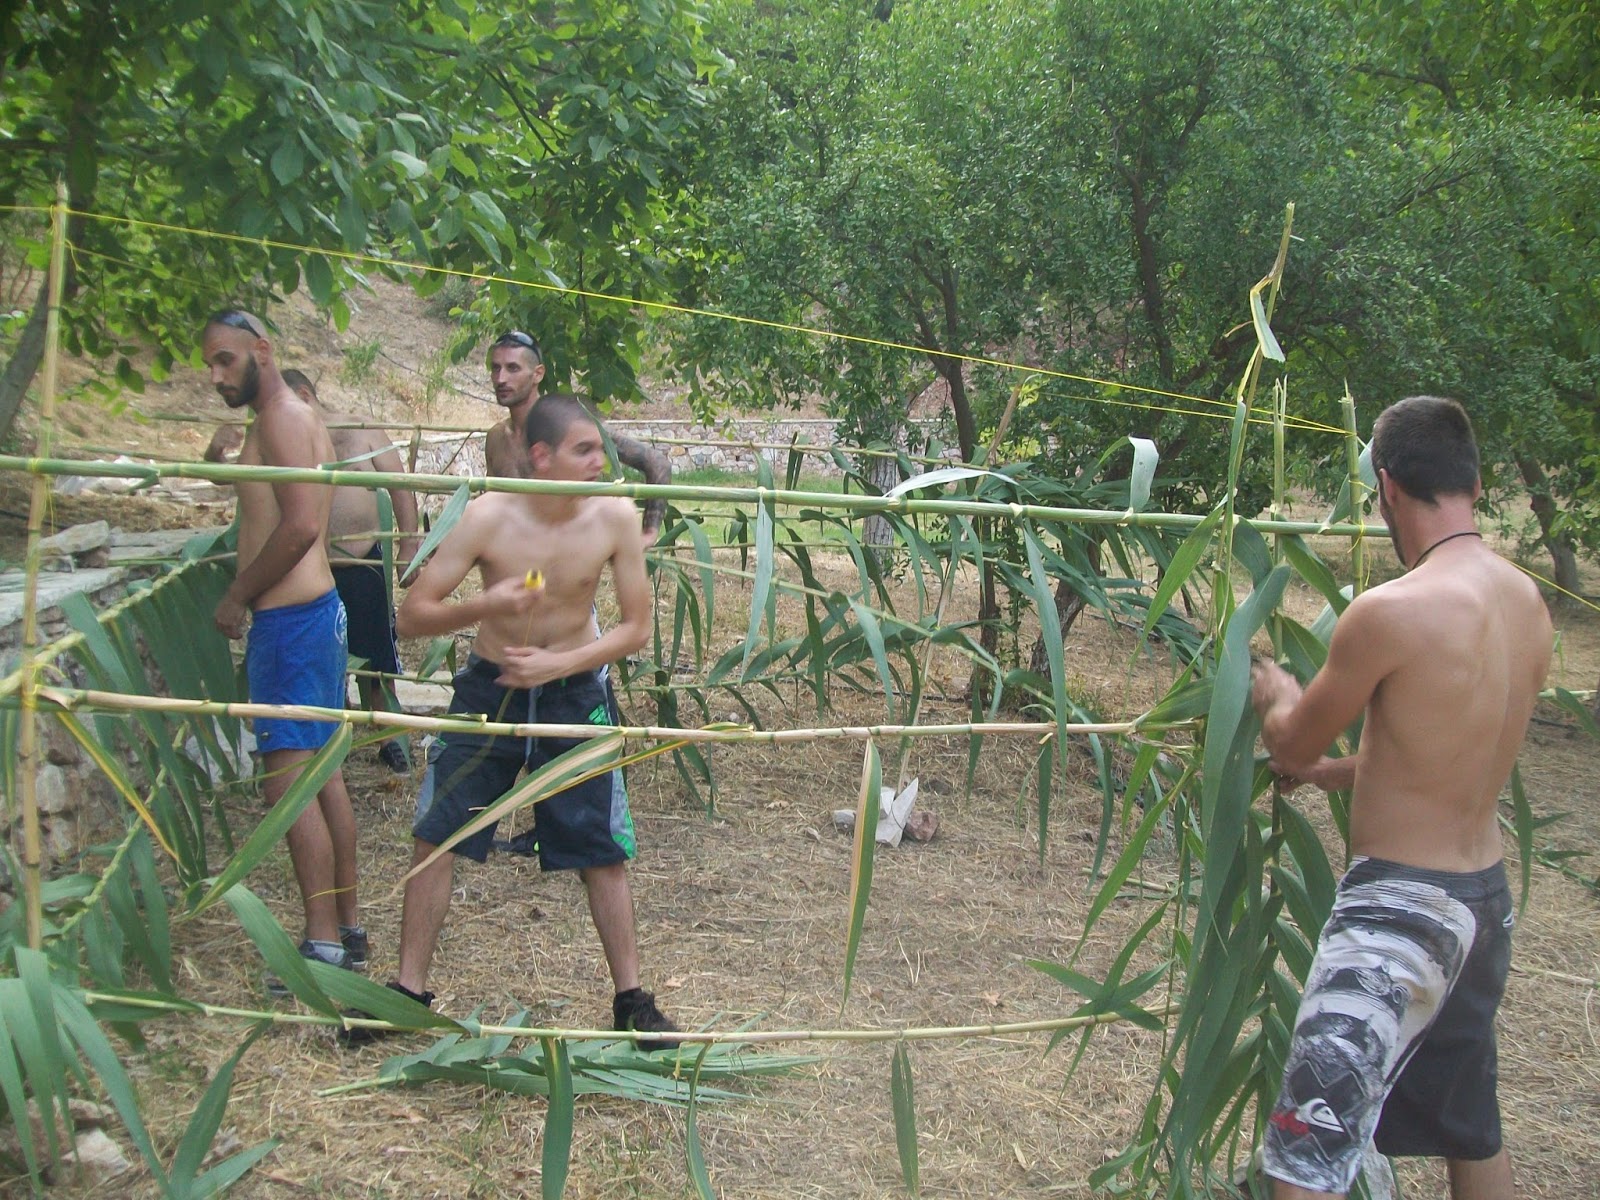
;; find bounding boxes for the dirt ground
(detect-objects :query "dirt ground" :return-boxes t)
[4,290,1599,1197]
[15,538,1596,1200]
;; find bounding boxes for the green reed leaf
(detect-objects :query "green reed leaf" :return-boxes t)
[841,741,882,1013]
[540,1036,574,1200]
[193,724,352,913]
[890,1043,921,1197]
[684,1043,716,1200]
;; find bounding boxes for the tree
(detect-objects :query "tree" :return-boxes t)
[1331,0,1600,589]
[0,0,719,440]
[681,0,1073,463]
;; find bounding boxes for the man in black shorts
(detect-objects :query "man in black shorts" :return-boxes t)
[282,369,420,772]
[1251,396,1552,1199]
[343,394,678,1048]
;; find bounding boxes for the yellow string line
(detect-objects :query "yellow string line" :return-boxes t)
[1034,384,1334,436]
[58,205,1346,436]
[1514,562,1600,617]
[59,239,220,297]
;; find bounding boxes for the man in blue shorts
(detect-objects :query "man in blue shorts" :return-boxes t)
[342,393,677,1047]
[202,311,366,982]
[1251,396,1554,1200]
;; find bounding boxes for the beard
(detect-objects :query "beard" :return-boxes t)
[222,356,261,409]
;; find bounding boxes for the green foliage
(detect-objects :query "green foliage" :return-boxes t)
[0,0,721,435]
[684,0,1599,575]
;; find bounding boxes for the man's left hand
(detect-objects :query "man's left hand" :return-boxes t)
[497,645,569,690]
[214,591,249,640]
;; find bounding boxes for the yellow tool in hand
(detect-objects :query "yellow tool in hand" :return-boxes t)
[524,569,544,589]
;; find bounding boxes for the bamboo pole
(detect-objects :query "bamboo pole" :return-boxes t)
[14,180,69,950]
[33,686,1180,742]
[0,453,1385,539]
[76,987,1177,1052]
[1342,388,1366,596]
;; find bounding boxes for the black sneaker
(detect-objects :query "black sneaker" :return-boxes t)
[340,926,369,973]
[377,738,410,773]
[338,981,435,1049]
[265,939,352,998]
[612,988,682,1052]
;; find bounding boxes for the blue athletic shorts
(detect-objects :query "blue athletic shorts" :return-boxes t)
[1264,857,1512,1192]
[245,589,348,753]
[412,657,635,869]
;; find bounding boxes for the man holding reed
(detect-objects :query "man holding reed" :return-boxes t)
[342,393,678,1047]
[201,310,365,982]
[1250,395,1552,1200]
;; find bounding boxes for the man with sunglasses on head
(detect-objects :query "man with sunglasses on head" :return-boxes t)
[200,310,367,985]
[482,331,672,856]
[484,330,671,546]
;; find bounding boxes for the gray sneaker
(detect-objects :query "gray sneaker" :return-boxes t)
[265,939,353,999]
[341,926,369,973]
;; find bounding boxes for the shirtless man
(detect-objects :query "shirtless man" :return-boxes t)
[281,369,421,773]
[483,330,671,544]
[484,330,670,854]
[1251,396,1553,1200]
[342,393,677,1046]
[202,311,365,980]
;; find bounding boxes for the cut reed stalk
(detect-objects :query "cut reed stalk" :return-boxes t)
[35,686,1172,741]
[0,453,1385,539]
[1342,389,1366,594]
[13,180,70,950]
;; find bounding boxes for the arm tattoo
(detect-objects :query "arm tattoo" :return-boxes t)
[613,434,670,534]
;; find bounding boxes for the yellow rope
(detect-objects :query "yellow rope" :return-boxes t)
[1515,562,1600,617]
[51,204,1346,435]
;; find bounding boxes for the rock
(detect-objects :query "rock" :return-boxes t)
[39,521,111,558]
[43,719,81,766]
[903,810,939,842]
[68,1099,115,1128]
[41,817,77,862]
[70,1128,131,1186]
[34,764,72,815]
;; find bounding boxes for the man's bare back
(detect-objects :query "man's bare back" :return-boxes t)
[1333,543,1551,869]
[323,412,420,565]
[1254,398,1554,875]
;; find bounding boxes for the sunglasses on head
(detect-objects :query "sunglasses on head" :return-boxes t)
[493,330,542,359]
[209,310,265,337]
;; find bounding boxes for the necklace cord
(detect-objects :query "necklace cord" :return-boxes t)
[1412,529,1483,568]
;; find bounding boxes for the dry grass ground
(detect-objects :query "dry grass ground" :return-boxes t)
[4,290,1597,1197]
[18,527,1595,1200]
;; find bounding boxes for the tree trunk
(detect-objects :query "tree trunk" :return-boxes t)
[1515,454,1581,596]
[0,280,53,446]
[862,451,900,555]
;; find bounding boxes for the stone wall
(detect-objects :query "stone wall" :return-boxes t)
[0,527,221,888]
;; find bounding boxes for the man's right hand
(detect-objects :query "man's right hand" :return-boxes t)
[483,573,544,619]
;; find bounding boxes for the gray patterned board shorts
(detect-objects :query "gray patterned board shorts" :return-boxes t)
[1263,856,1512,1193]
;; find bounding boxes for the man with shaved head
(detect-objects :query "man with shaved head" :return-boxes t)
[201,309,366,984]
